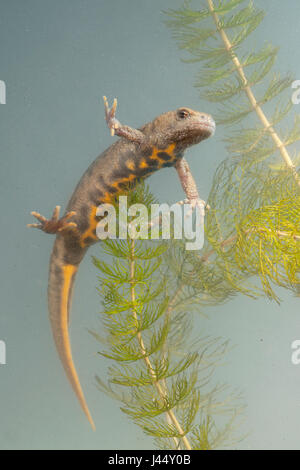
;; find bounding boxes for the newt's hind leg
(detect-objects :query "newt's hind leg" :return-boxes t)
[27,205,79,236]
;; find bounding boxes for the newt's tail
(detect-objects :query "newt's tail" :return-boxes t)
[48,238,96,430]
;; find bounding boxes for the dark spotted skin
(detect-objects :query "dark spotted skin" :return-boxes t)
[65,140,178,251]
[30,104,216,430]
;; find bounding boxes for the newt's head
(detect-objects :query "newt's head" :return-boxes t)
[150,107,216,152]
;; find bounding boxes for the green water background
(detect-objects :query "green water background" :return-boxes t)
[0,0,300,449]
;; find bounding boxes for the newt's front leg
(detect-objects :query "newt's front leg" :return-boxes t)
[103,96,145,144]
[175,157,210,212]
[27,205,79,236]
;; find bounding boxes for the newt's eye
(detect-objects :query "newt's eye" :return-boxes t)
[177,109,190,119]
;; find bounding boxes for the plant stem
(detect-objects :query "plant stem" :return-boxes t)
[129,239,192,450]
[206,0,300,186]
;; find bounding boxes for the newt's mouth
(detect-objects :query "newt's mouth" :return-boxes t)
[192,119,216,136]
[201,121,216,135]
[198,115,216,134]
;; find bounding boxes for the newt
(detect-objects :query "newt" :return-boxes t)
[28,97,215,430]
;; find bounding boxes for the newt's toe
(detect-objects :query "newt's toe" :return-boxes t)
[103,96,119,136]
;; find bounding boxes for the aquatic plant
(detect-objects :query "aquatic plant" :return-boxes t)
[165,0,300,300]
[93,0,300,450]
[93,184,243,450]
